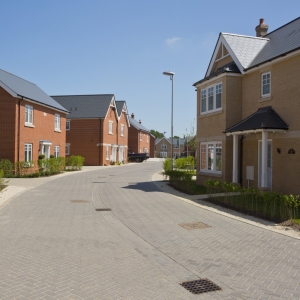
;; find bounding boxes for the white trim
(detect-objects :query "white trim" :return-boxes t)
[120,124,125,137]
[200,82,222,115]
[54,114,61,131]
[108,121,113,134]
[194,73,241,88]
[200,141,222,174]
[226,129,286,136]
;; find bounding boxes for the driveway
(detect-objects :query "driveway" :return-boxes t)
[1,162,300,299]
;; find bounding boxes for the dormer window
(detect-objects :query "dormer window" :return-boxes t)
[261,72,271,97]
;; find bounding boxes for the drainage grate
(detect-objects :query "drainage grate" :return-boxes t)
[70,200,89,203]
[180,279,221,294]
[179,222,211,230]
[95,208,111,211]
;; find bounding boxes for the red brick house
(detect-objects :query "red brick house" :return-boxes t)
[0,69,68,165]
[52,95,129,165]
[128,113,153,157]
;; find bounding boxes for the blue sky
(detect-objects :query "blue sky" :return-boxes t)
[1,1,299,137]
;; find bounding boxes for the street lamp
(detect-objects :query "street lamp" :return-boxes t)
[163,71,174,170]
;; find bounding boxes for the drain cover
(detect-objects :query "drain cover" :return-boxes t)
[179,222,211,230]
[70,200,89,203]
[95,208,111,211]
[180,279,221,294]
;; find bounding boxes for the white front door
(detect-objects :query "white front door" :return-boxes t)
[258,140,272,189]
[119,147,124,162]
[112,147,117,162]
[41,145,50,158]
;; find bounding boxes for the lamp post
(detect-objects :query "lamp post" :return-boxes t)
[163,71,174,170]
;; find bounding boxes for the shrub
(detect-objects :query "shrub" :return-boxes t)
[0,159,14,177]
[162,158,171,174]
[0,169,8,190]
[65,156,85,170]
[15,160,35,176]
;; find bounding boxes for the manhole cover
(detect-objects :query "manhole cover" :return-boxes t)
[95,208,111,211]
[180,279,221,294]
[70,200,89,203]
[179,222,211,230]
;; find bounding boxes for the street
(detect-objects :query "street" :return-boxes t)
[1,162,300,299]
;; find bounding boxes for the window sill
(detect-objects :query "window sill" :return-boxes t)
[259,96,272,103]
[25,123,34,128]
[54,129,62,133]
[199,109,223,118]
[198,171,222,178]
[109,133,113,135]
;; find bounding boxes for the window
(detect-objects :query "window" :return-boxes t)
[24,143,32,162]
[109,121,113,134]
[55,114,61,131]
[66,120,70,130]
[143,147,148,153]
[161,144,167,150]
[54,146,60,158]
[25,105,33,125]
[200,142,222,173]
[65,143,70,155]
[106,146,109,160]
[140,132,142,141]
[121,124,125,137]
[160,152,167,158]
[200,83,222,114]
[261,72,271,97]
[146,135,149,143]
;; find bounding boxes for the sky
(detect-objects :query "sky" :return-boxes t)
[1,1,299,138]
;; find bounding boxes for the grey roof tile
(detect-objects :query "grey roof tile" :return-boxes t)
[129,117,150,132]
[225,106,289,133]
[116,101,126,117]
[0,69,68,112]
[51,94,114,119]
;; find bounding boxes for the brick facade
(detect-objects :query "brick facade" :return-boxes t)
[0,87,66,166]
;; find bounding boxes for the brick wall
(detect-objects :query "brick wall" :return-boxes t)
[0,87,66,164]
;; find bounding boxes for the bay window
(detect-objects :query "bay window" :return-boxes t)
[200,82,222,114]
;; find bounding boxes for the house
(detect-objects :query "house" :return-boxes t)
[193,17,300,195]
[0,69,68,167]
[128,113,153,156]
[155,137,185,158]
[52,94,129,166]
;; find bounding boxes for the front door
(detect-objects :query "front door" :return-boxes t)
[41,145,50,158]
[258,140,272,189]
[119,147,124,162]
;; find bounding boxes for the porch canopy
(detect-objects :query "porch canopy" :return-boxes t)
[224,106,288,187]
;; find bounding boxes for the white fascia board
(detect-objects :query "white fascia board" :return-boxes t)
[206,34,245,77]
[0,80,19,97]
[194,73,241,88]
[226,129,286,136]
[104,95,118,120]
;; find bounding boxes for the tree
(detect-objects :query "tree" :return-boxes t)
[150,130,164,138]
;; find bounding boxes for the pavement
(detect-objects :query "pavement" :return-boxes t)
[1,161,300,299]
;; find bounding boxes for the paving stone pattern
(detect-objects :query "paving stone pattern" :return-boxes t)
[1,162,300,299]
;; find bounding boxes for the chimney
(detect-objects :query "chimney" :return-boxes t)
[131,113,134,119]
[139,119,142,124]
[255,18,268,37]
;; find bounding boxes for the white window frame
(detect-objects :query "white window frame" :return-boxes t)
[24,143,32,162]
[54,146,60,158]
[143,147,148,153]
[65,143,70,155]
[121,124,125,137]
[146,135,149,143]
[261,72,271,97]
[108,121,113,134]
[200,142,222,174]
[55,114,61,131]
[200,82,222,115]
[160,152,167,158]
[66,120,70,130]
[106,145,109,160]
[25,105,33,126]
[140,132,142,141]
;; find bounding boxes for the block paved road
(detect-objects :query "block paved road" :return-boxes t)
[1,162,300,300]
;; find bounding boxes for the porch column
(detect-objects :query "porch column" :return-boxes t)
[261,130,268,187]
[232,134,238,183]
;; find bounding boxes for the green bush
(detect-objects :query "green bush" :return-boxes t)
[65,156,85,170]
[0,159,14,177]
[0,169,7,190]
[204,179,300,222]
[165,169,196,194]
[162,158,171,174]
[15,160,35,176]
[174,156,196,170]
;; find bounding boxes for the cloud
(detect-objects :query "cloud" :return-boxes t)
[165,37,182,46]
